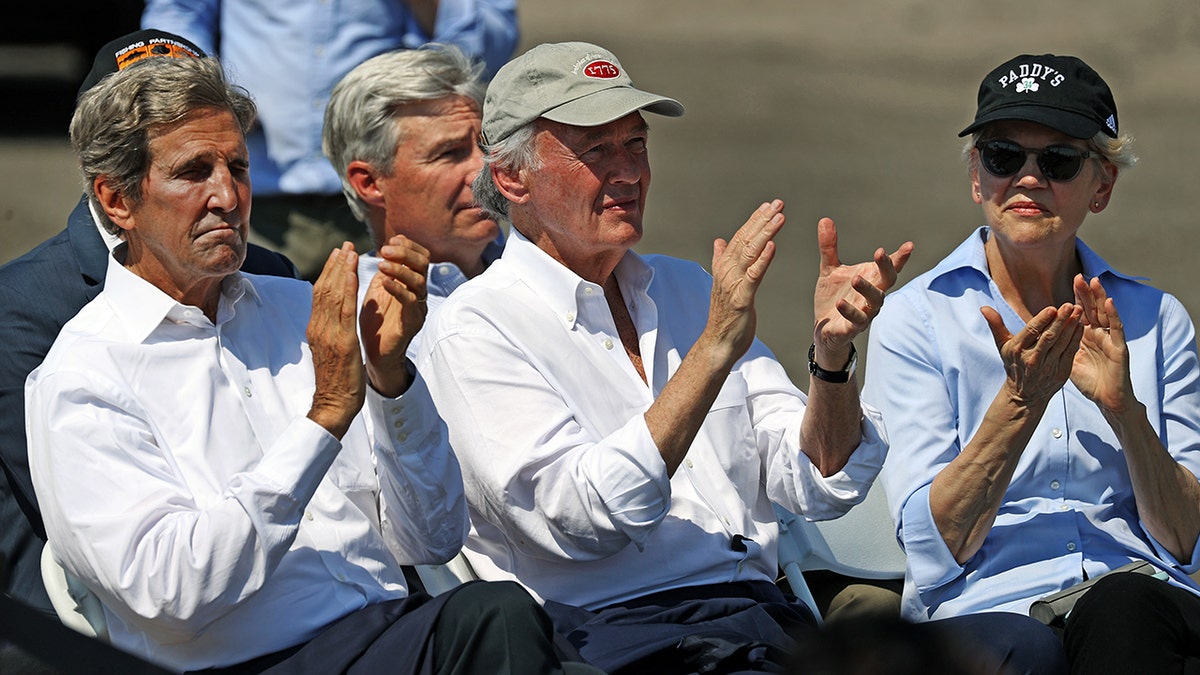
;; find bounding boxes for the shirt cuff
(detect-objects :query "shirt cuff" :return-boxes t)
[787,405,889,521]
[1143,516,1200,575]
[253,416,341,503]
[367,367,438,455]
[578,415,672,549]
[901,483,966,594]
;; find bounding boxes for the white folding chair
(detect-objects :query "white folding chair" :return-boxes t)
[775,480,906,582]
[40,540,109,642]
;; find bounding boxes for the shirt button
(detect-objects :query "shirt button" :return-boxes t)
[584,287,594,296]
[337,572,347,582]
[1052,428,1063,439]
[1050,480,1061,490]
[565,312,575,323]
[393,419,405,428]
[685,459,694,469]
[438,265,451,276]
[243,387,252,397]
[305,511,314,521]
[392,406,403,415]
[1060,504,1070,511]
[603,338,614,350]
[722,517,731,526]
[397,432,408,442]
[1066,541,1077,552]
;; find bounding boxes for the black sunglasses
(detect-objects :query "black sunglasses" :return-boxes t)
[975,139,1094,182]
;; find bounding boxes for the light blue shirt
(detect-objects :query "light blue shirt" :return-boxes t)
[142,0,518,196]
[865,226,1200,620]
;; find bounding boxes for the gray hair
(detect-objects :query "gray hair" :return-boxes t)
[962,127,1139,175]
[70,56,256,235]
[323,44,485,223]
[472,121,542,220]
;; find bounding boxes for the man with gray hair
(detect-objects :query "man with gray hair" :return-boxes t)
[27,51,591,675]
[323,44,503,356]
[419,40,913,673]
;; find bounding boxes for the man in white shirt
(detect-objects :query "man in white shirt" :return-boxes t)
[321,44,504,355]
[419,41,919,673]
[26,51,590,675]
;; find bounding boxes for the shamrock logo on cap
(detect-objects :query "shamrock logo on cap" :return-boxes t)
[1015,77,1040,93]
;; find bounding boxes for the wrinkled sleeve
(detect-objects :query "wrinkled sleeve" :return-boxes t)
[140,0,221,55]
[743,345,887,521]
[368,368,468,565]
[421,0,518,79]
[1140,295,1200,572]
[422,323,671,562]
[864,294,968,595]
[27,367,337,644]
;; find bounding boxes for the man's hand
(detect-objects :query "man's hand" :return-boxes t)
[982,303,1083,407]
[360,235,430,398]
[811,217,913,369]
[702,199,786,367]
[308,242,366,439]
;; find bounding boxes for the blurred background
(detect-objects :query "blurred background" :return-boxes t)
[2,0,1198,378]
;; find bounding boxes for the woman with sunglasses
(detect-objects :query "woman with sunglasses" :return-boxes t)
[864,54,1200,673]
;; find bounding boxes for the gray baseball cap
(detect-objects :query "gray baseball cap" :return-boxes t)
[482,41,685,144]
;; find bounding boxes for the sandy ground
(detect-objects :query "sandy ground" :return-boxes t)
[2,0,1199,378]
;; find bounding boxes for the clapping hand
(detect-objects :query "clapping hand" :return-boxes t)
[360,234,430,398]
[811,217,913,367]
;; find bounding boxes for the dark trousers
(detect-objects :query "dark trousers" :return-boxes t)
[934,612,1068,675]
[791,611,1066,675]
[544,580,817,674]
[195,580,577,675]
[545,580,1065,675]
[1064,571,1200,674]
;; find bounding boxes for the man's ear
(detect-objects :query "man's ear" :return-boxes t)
[492,164,530,204]
[94,176,135,232]
[346,160,386,209]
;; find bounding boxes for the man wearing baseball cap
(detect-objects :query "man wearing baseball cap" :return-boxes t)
[0,29,298,621]
[866,52,1200,672]
[419,41,918,673]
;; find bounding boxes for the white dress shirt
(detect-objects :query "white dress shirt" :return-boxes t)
[420,229,887,610]
[27,257,466,671]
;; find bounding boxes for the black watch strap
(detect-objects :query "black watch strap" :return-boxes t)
[808,343,857,383]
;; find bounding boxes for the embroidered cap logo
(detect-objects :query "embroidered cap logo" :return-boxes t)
[582,60,620,79]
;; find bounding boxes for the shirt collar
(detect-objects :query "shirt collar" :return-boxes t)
[930,226,1147,285]
[103,255,256,343]
[503,228,654,328]
[89,199,125,253]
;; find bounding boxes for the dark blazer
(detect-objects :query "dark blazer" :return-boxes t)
[0,197,298,614]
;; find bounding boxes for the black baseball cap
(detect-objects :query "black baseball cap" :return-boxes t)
[78,29,205,98]
[959,54,1118,139]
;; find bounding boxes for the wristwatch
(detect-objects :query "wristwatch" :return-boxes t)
[808,343,857,383]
